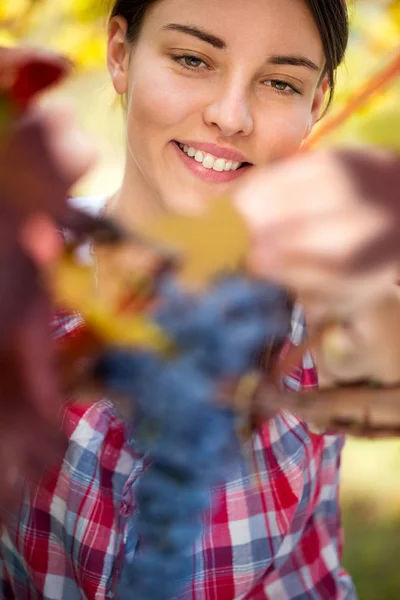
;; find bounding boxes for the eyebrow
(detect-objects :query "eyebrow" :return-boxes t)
[268,54,320,72]
[162,24,320,71]
[162,24,226,50]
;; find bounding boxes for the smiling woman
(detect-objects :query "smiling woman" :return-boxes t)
[105,0,346,217]
[0,1,357,600]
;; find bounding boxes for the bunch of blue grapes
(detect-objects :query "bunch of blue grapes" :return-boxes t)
[95,275,292,600]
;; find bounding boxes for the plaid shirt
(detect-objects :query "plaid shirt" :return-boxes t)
[0,199,356,599]
[0,306,356,600]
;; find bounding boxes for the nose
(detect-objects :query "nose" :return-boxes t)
[203,80,253,137]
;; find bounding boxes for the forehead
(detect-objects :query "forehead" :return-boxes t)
[144,0,324,65]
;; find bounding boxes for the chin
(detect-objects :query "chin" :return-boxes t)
[161,189,209,214]
[157,167,252,215]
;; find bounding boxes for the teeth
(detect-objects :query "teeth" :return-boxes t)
[194,150,204,163]
[224,160,233,171]
[177,143,244,172]
[202,154,215,169]
[213,158,225,172]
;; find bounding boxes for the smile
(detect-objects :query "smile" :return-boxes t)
[177,142,244,172]
[173,141,252,183]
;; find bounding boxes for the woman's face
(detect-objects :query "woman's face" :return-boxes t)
[108,0,327,212]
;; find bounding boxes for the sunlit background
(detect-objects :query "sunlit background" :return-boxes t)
[1,1,400,597]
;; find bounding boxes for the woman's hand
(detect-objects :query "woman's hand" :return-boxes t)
[233,148,400,437]
[233,148,400,326]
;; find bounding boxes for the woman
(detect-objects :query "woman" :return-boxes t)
[0,0,356,598]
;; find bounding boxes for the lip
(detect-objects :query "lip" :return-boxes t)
[172,141,252,183]
[176,140,249,163]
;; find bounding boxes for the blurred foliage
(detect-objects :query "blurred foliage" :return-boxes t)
[0,0,108,68]
[341,439,400,600]
[1,1,400,598]
[315,0,400,151]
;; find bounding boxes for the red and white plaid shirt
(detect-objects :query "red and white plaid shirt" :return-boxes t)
[0,198,356,599]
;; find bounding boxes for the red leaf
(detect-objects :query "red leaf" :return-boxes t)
[10,57,71,109]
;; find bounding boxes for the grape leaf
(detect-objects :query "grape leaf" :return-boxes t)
[142,197,250,288]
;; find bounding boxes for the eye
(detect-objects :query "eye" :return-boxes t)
[264,79,300,95]
[173,55,208,70]
[271,80,290,91]
[183,55,205,68]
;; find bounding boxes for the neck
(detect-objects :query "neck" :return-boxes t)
[105,150,163,233]
[94,151,163,305]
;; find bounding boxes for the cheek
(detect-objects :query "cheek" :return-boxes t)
[255,105,311,163]
[126,63,200,139]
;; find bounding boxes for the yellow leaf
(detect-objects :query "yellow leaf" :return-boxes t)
[52,254,173,353]
[142,197,250,288]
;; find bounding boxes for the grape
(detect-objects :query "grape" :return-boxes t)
[137,475,210,521]
[95,275,292,599]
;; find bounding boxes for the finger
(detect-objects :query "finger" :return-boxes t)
[234,156,342,228]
